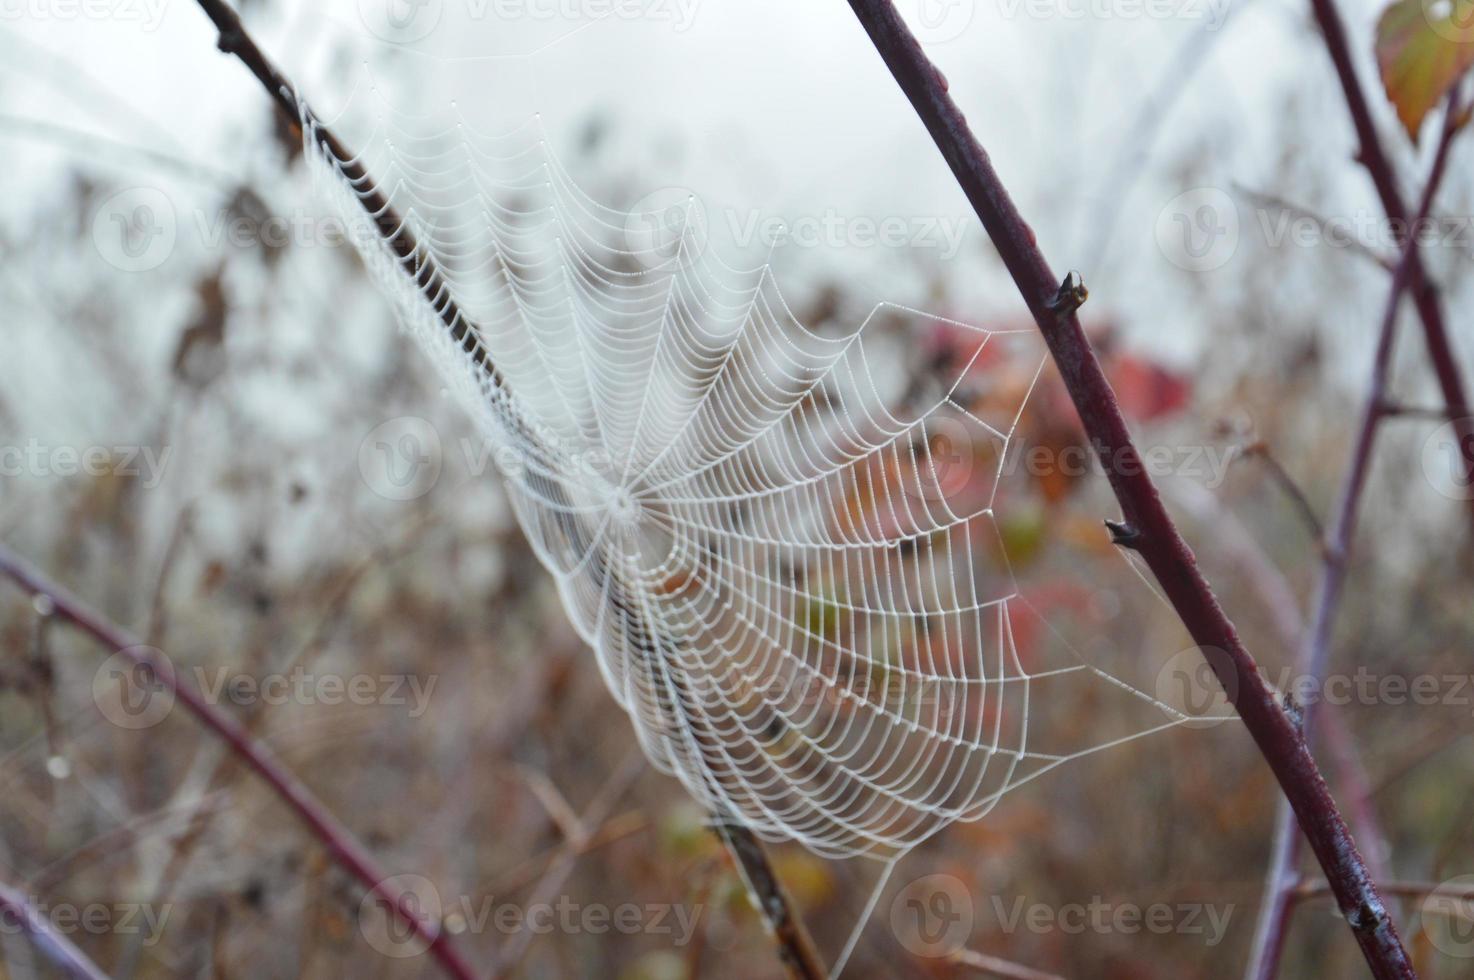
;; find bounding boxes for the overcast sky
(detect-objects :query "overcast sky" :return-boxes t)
[0,0,1442,417]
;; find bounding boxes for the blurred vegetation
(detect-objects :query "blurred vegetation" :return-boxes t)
[2,5,1474,979]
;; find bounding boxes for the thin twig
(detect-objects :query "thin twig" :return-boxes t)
[950,947,1069,980]
[1305,0,1474,519]
[1082,7,1254,270]
[1171,478,1393,868]
[1234,441,1326,546]
[178,8,827,976]
[144,503,193,648]
[843,3,1412,977]
[0,878,112,980]
[491,752,646,977]
[1232,186,1395,272]
[1379,403,1456,422]
[712,817,827,980]
[0,543,478,980]
[191,0,503,390]
[1245,85,1469,980]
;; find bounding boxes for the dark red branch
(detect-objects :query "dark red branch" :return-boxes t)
[1248,87,1467,980]
[0,545,479,980]
[192,0,502,388]
[713,818,827,980]
[1306,0,1474,518]
[843,2,1412,977]
[145,7,825,979]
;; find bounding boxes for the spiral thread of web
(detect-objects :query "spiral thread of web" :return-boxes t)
[296,98,1131,860]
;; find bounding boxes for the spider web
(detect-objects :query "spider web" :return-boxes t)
[299,88,1195,864]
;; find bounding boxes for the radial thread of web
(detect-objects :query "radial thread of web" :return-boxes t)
[298,93,1193,862]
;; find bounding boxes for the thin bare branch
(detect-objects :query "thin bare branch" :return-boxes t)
[0,878,112,980]
[843,2,1412,976]
[951,947,1069,980]
[1305,0,1474,518]
[1246,85,1469,980]
[1235,441,1326,546]
[0,544,479,980]
[712,817,828,980]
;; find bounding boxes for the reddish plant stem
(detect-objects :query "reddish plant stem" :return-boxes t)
[1173,484,1390,977]
[844,2,1412,977]
[0,545,479,980]
[1247,88,1467,980]
[0,879,111,980]
[712,818,827,980]
[1306,0,1474,515]
[191,0,503,389]
[1298,879,1474,902]
[178,6,819,978]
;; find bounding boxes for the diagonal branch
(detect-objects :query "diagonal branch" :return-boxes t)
[0,544,479,980]
[1246,85,1469,980]
[134,7,825,979]
[1306,0,1474,519]
[0,879,111,980]
[192,0,503,389]
[843,2,1412,977]
[713,817,827,980]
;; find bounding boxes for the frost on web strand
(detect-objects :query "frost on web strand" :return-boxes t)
[299,100,1184,861]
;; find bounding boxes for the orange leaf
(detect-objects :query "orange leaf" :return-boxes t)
[1376,0,1474,141]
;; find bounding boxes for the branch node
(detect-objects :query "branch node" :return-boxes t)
[1104,519,1141,550]
[1049,270,1089,316]
[1281,691,1305,735]
[216,27,245,55]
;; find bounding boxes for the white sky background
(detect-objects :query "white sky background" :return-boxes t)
[0,0,1460,477]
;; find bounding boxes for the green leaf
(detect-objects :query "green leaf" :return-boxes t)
[1376,0,1474,141]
